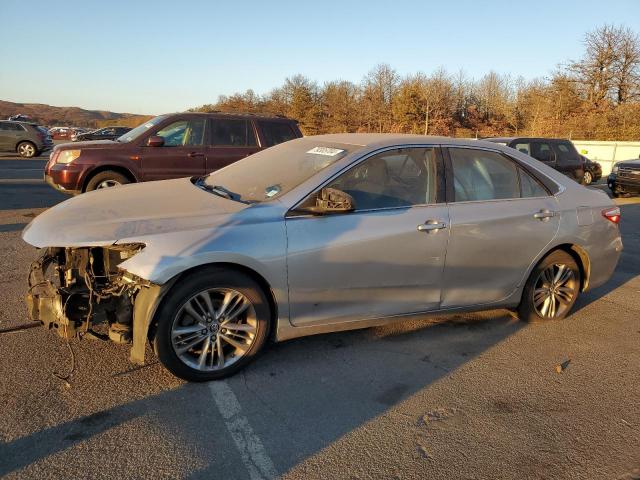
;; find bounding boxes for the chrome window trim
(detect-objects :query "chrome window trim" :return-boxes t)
[447,195,556,206]
[286,143,443,218]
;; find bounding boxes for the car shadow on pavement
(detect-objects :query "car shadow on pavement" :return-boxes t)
[0,311,523,478]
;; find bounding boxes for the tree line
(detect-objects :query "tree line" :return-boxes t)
[193,25,640,140]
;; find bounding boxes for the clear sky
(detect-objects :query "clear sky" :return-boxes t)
[1,0,639,115]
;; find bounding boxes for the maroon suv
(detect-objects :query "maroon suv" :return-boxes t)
[45,112,302,194]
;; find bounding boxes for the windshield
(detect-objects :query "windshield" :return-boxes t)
[117,115,168,143]
[203,138,364,203]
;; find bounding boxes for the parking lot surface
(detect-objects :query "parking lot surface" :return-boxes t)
[0,156,638,479]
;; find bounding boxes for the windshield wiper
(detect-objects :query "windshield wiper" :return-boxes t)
[192,176,252,204]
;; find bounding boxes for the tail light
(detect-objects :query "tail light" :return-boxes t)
[602,206,621,224]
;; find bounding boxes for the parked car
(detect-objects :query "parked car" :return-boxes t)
[24,134,622,381]
[485,137,585,183]
[607,157,640,197]
[0,120,53,157]
[49,126,80,140]
[71,126,132,142]
[581,156,602,185]
[45,112,303,194]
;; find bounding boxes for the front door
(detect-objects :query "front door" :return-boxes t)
[141,118,207,181]
[285,146,449,327]
[442,147,560,307]
[206,119,260,172]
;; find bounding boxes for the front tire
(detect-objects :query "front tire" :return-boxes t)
[17,141,37,158]
[518,250,580,323]
[85,170,130,191]
[153,267,271,381]
[583,170,593,185]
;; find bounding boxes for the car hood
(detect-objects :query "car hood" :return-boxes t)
[55,139,118,150]
[618,159,640,168]
[22,177,249,248]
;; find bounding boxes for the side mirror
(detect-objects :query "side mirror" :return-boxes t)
[295,188,355,215]
[147,135,164,147]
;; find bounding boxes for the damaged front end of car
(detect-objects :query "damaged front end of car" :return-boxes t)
[26,243,163,364]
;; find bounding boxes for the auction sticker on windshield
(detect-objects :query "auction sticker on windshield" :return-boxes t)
[306,147,345,156]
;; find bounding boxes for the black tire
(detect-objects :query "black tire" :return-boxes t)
[153,267,271,381]
[583,170,593,185]
[518,250,581,323]
[85,170,130,191]
[17,141,37,158]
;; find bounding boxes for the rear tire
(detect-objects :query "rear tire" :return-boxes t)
[153,267,271,381]
[583,171,593,185]
[17,141,37,158]
[85,170,130,191]
[518,250,581,323]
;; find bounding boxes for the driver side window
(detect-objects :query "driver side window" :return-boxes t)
[327,148,438,211]
[155,119,205,147]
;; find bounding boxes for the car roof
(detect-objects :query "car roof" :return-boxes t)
[484,136,571,143]
[3,120,37,126]
[180,112,296,122]
[305,133,502,150]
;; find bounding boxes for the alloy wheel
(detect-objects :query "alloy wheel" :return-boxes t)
[18,143,35,157]
[583,171,593,185]
[96,179,121,189]
[533,263,577,319]
[170,288,257,372]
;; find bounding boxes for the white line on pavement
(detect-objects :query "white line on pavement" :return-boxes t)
[208,380,276,480]
[0,179,43,184]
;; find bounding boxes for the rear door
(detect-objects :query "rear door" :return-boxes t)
[140,118,207,181]
[206,118,260,172]
[553,141,584,181]
[0,122,24,151]
[442,147,560,307]
[0,122,12,149]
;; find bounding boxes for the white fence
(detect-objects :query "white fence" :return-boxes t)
[572,141,640,176]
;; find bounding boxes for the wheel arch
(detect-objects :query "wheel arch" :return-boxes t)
[147,261,279,343]
[82,165,138,192]
[15,139,37,153]
[542,243,591,292]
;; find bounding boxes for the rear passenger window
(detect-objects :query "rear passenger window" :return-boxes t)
[0,122,24,131]
[210,119,256,146]
[530,142,555,163]
[259,121,296,147]
[519,168,548,198]
[513,143,530,155]
[450,148,519,201]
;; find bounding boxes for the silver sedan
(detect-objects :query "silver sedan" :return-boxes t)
[23,134,623,381]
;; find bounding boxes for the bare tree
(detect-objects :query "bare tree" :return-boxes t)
[613,27,640,103]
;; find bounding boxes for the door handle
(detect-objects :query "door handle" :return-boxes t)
[533,209,557,220]
[188,152,205,158]
[417,220,447,233]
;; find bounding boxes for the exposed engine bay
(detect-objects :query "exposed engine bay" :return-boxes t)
[26,244,149,345]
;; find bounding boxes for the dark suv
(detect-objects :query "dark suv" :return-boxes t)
[0,120,53,157]
[45,113,303,194]
[608,157,640,197]
[485,137,585,183]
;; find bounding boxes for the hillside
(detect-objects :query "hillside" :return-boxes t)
[0,100,152,128]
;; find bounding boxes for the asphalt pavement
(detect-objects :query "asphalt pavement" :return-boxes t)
[0,158,638,479]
